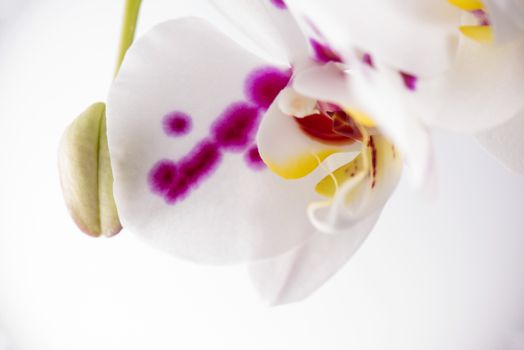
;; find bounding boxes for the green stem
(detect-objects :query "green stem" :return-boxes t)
[114,0,142,78]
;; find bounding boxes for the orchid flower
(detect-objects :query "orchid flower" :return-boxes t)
[105,1,410,304]
[284,0,524,175]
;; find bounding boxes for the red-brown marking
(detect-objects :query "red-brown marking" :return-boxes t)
[368,136,378,188]
[294,110,362,145]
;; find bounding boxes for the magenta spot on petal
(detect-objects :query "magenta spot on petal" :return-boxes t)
[310,39,343,64]
[212,102,260,151]
[163,111,192,137]
[149,160,177,194]
[471,9,490,26]
[245,145,266,170]
[270,0,287,9]
[179,141,221,183]
[400,71,418,91]
[164,140,222,204]
[245,67,291,110]
[362,53,374,68]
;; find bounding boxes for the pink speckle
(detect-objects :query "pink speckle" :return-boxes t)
[151,68,288,204]
[362,52,374,68]
[245,67,291,110]
[149,160,177,194]
[310,39,343,64]
[212,102,260,151]
[164,140,222,204]
[245,145,266,170]
[164,176,190,203]
[471,9,490,26]
[400,71,418,91]
[179,141,221,183]
[270,0,287,9]
[163,111,192,137]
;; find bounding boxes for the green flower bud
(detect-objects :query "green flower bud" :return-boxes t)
[58,102,122,237]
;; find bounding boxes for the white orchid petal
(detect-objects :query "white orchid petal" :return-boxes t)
[249,213,379,305]
[293,63,354,106]
[250,136,401,305]
[477,109,524,176]
[210,0,309,65]
[107,18,317,264]
[277,87,316,118]
[484,0,524,42]
[416,37,524,132]
[285,0,461,76]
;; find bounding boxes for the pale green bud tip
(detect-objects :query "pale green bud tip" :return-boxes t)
[58,102,122,237]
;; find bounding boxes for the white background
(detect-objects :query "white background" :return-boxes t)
[1,1,524,349]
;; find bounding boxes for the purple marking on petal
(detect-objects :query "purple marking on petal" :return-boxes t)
[212,102,261,151]
[310,39,343,64]
[245,145,266,170]
[164,176,190,204]
[245,66,291,110]
[162,111,192,137]
[179,140,222,183]
[400,71,418,91]
[362,53,374,68]
[471,9,490,26]
[164,140,222,204]
[270,0,287,9]
[149,160,177,194]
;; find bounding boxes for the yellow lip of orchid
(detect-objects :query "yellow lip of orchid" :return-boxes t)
[315,119,401,202]
[448,0,494,43]
[459,25,493,43]
[264,149,340,180]
[448,0,484,11]
[344,107,376,128]
[315,133,375,201]
[315,151,366,198]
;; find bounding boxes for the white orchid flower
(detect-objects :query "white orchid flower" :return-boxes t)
[284,0,524,175]
[105,1,413,304]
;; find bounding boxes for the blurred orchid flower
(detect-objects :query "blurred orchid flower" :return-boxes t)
[285,0,524,175]
[105,1,414,304]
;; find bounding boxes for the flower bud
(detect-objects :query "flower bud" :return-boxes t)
[58,102,122,237]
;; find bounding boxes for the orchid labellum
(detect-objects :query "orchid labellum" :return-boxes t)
[105,1,411,304]
[285,0,524,175]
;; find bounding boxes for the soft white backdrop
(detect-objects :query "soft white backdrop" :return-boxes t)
[1,1,524,349]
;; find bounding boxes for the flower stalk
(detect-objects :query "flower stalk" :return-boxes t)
[115,0,142,77]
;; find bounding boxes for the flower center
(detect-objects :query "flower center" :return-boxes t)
[277,87,364,145]
[294,108,362,145]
